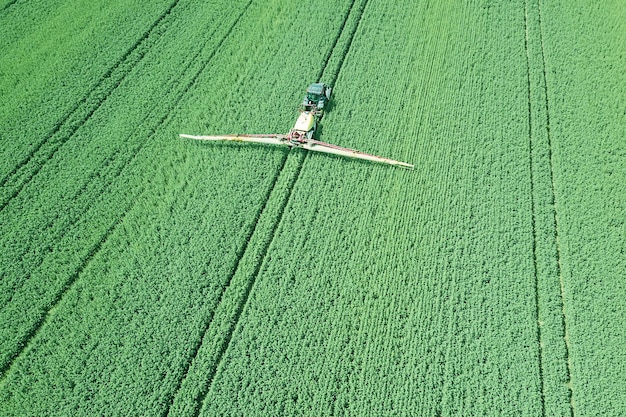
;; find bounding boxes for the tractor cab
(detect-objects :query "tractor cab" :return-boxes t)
[306,83,324,101]
[302,83,332,115]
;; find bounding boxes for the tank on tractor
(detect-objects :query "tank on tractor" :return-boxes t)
[302,83,332,116]
[288,111,316,143]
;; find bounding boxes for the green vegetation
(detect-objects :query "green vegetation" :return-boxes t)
[539,1,626,415]
[201,1,545,415]
[0,0,265,375]
[0,0,623,415]
[0,0,177,187]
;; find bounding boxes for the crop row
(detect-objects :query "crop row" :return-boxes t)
[164,0,373,413]
[1,0,623,415]
[0,0,357,415]
[539,1,626,415]
[0,0,258,374]
[199,0,546,416]
[0,0,176,183]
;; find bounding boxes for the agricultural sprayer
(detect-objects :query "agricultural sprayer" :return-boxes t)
[179,83,414,169]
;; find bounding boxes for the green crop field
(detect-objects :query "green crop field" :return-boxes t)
[0,0,624,415]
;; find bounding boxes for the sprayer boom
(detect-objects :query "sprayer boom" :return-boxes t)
[179,84,413,169]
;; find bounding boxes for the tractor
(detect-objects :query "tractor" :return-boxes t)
[301,83,332,116]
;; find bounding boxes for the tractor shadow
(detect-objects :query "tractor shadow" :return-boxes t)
[314,99,336,140]
[314,122,325,140]
[322,98,336,117]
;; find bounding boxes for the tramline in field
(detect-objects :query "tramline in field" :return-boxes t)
[179,83,414,169]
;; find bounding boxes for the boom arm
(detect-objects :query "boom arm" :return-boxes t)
[179,134,414,169]
[301,139,414,169]
[179,133,289,147]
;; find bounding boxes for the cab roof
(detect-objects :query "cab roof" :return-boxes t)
[306,83,324,95]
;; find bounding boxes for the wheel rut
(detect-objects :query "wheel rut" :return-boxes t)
[0,0,256,381]
[525,0,575,415]
[524,0,546,413]
[0,0,18,14]
[536,0,574,414]
[0,199,136,382]
[0,0,183,213]
[163,0,373,415]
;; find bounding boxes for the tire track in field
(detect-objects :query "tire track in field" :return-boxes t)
[160,150,293,417]
[523,0,547,413]
[536,0,575,414]
[0,0,183,213]
[0,0,255,380]
[0,0,255,313]
[0,0,19,14]
[0,200,136,382]
[165,1,372,415]
[313,0,360,83]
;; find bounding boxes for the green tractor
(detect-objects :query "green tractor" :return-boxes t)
[301,83,332,116]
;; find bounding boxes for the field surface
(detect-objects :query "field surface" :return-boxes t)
[0,0,624,416]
